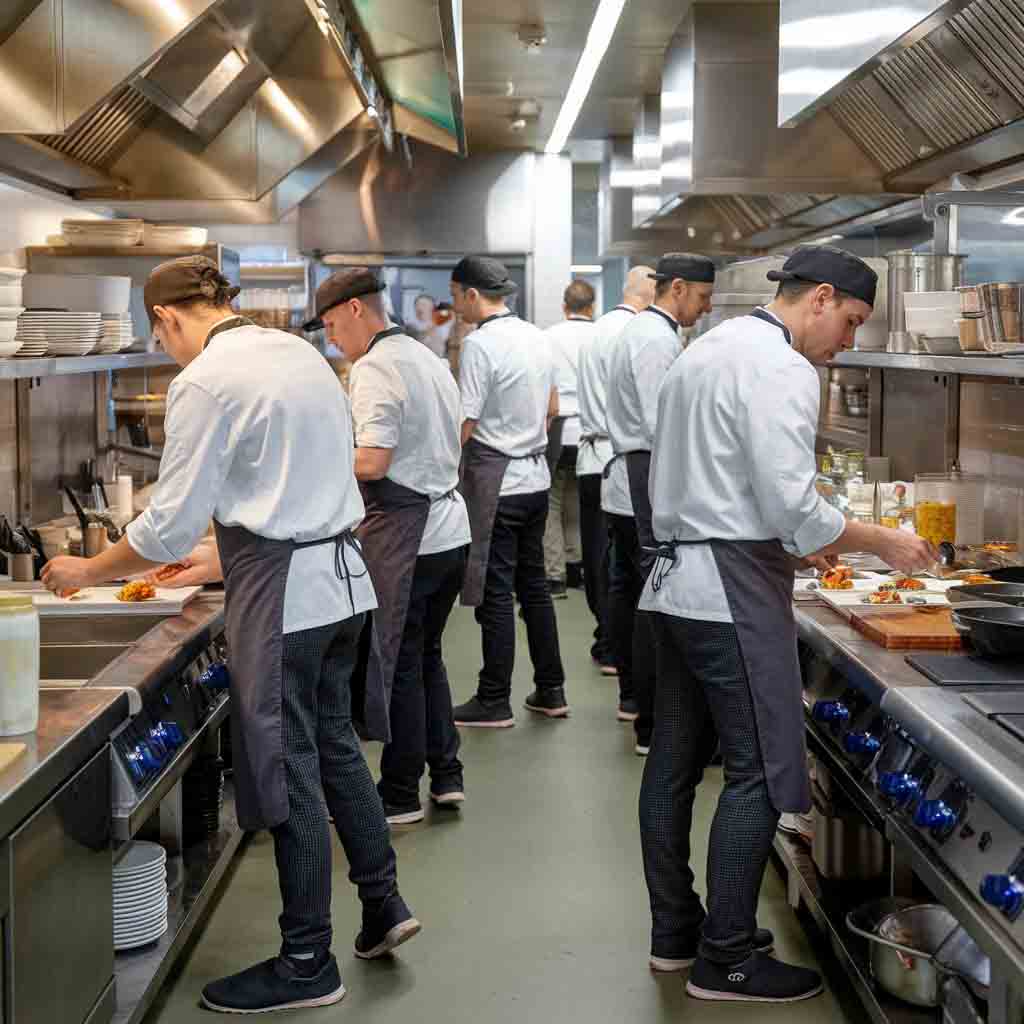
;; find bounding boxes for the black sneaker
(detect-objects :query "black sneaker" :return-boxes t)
[600,663,619,677]
[355,892,422,960]
[453,696,515,728]
[430,786,465,809]
[617,700,639,722]
[566,563,584,589]
[548,579,568,600]
[524,686,570,718]
[650,928,775,972]
[686,951,823,1003]
[383,802,424,826]
[201,953,345,1014]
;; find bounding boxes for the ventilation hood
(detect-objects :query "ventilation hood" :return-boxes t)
[641,2,910,252]
[0,0,465,223]
[780,0,1024,192]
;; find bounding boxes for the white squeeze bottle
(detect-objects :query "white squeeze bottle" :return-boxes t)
[0,596,40,735]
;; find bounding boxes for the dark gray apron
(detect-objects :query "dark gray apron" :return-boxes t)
[625,451,655,549]
[648,307,811,814]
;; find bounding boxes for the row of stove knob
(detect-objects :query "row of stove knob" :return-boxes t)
[812,700,1024,921]
[123,662,231,784]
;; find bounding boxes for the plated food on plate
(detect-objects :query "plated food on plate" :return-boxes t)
[878,577,926,591]
[866,589,903,605]
[821,565,855,590]
[963,573,996,585]
[117,581,156,603]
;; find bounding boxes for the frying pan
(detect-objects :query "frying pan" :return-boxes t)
[951,606,1024,659]
[947,583,1024,607]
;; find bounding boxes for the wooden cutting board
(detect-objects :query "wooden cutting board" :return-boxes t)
[4,586,202,617]
[850,607,963,650]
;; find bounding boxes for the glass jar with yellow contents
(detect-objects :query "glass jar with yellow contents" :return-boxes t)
[915,500,957,547]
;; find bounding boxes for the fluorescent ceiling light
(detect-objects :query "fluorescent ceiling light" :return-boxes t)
[571,264,603,274]
[545,0,628,154]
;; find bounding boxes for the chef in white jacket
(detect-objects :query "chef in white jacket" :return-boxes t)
[42,256,419,1015]
[637,246,934,1004]
[575,267,655,693]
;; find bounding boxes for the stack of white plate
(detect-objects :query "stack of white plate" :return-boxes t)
[98,313,135,353]
[62,219,144,247]
[142,224,208,248]
[16,310,102,356]
[113,841,168,951]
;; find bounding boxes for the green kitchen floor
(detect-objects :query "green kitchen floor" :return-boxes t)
[145,591,855,1023]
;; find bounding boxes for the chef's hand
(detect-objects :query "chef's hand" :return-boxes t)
[799,554,839,574]
[41,556,97,597]
[875,527,937,577]
[146,538,222,588]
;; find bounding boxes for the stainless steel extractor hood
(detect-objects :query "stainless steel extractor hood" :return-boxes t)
[780,0,1024,192]
[642,2,910,252]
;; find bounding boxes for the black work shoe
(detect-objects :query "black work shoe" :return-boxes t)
[548,579,568,600]
[687,951,823,1003]
[453,696,515,728]
[650,929,775,972]
[524,687,570,718]
[617,699,639,722]
[384,802,424,826]
[355,892,422,960]
[201,953,345,1014]
[566,563,584,589]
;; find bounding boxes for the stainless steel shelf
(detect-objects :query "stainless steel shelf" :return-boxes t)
[0,352,173,380]
[818,423,869,449]
[833,351,1024,378]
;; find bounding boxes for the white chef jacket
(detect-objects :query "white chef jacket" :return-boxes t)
[349,330,471,556]
[127,322,377,634]
[544,316,593,448]
[577,305,637,477]
[638,309,846,622]
[459,314,555,496]
[602,306,682,517]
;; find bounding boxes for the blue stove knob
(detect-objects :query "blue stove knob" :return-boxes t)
[138,741,163,773]
[150,721,183,753]
[981,874,1024,917]
[125,746,148,782]
[877,771,921,804]
[200,662,230,691]
[914,799,957,836]
[843,732,881,755]
[812,701,850,725]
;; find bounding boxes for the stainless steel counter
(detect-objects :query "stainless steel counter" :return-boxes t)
[0,688,128,839]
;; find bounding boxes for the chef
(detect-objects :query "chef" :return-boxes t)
[307,268,471,827]
[41,256,420,1015]
[449,255,568,728]
[576,267,655,692]
[604,254,715,755]
[542,279,596,598]
[637,246,934,1003]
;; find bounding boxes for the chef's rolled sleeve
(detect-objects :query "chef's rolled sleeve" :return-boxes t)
[746,365,846,558]
[458,336,491,420]
[350,359,403,448]
[126,381,232,564]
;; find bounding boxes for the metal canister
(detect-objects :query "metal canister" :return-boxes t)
[887,252,966,352]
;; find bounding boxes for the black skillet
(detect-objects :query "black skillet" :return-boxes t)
[951,606,1024,659]
[947,583,1024,607]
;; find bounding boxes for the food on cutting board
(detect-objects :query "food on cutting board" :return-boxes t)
[867,590,903,605]
[154,562,187,582]
[117,581,157,602]
[963,573,996,585]
[821,566,855,590]
[983,542,1018,553]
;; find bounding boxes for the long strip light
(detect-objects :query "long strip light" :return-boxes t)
[544,0,628,155]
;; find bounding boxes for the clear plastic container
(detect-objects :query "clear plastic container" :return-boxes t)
[0,596,39,735]
[915,472,985,547]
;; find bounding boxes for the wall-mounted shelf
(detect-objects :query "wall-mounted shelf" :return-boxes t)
[833,351,1024,379]
[0,352,173,381]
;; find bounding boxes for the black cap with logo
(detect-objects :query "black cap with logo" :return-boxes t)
[451,256,518,296]
[767,245,878,308]
[303,268,386,331]
[648,252,716,285]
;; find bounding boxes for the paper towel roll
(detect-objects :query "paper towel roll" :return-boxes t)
[117,475,134,518]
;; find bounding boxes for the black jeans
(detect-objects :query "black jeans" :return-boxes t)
[578,472,611,664]
[272,613,398,955]
[607,512,655,733]
[379,546,467,808]
[639,614,779,965]
[475,490,565,704]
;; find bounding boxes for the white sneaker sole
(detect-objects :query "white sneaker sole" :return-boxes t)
[525,704,570,718]
[454,718,515,728]
[650,956,696,972]
[600,666,619,677]
[355,918,422,960]
[617,709,639,722]
[386,809,425,826]
[431,792,465,807]
[686,981,823,1003]
[201,984,346,1014]
[635,744,650,756]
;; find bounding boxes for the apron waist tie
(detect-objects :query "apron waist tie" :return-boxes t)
[643,538,707,592]
[295,530,368,616]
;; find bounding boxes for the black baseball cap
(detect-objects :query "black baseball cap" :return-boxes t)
[767,245,878,308]
[648,252,716,285]
[144,256,240,327]
[303,268,386,330]
[451,256,518,296]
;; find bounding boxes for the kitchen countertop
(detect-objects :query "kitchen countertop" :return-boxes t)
[0,688,129,838]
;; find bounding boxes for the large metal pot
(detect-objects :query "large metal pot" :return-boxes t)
[847,902,989,1007]
[887,252,966,353]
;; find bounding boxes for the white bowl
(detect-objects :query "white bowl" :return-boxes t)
[0,267,26,284]
[905,307,958,337]
[23,274,130,313]
[142,224,208,248]
[0,306,25,321]
[0,321,17,343]
[903,291,961,311]
[0,284,22,306]
[0,340,25,357]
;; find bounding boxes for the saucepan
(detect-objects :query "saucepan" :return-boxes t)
[951,605,1024,659]
[847,901,989,1007]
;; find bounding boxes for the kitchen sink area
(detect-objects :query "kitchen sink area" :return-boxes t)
[39,614,166,682]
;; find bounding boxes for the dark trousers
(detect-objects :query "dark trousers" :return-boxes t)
[475,490,565,703]
[607,512,655,734]
[379,546,467,808]
[272,613,398,955]
[640,614,779,965]
[578,472,611,664]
